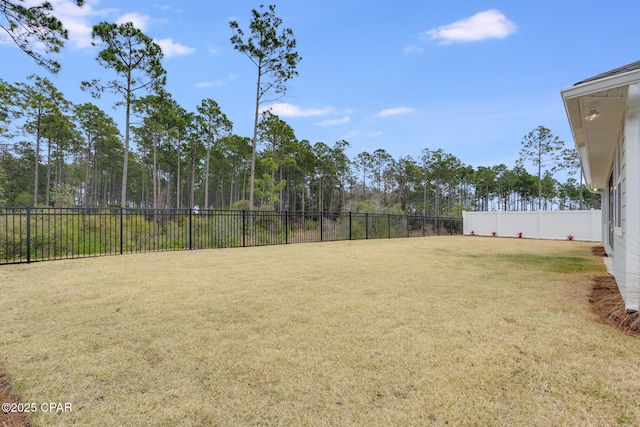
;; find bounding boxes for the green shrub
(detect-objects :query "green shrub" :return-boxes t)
[231,200,250,210]
[13,192,32,206]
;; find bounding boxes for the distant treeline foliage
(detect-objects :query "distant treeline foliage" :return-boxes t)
[0,77,599,215]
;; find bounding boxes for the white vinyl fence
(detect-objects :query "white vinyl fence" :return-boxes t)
[462,209,602,242]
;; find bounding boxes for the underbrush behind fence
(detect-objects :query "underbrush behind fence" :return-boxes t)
[0,207,462,264]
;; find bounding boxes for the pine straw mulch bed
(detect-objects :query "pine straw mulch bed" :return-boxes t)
[589,246,640,336]
[0,369,33,427]
[1,245,637,426]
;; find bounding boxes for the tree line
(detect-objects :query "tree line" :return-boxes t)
[0,2,599,215]
[0,74,599,214]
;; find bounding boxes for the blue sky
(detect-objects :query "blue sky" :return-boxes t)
[3,0,640,174]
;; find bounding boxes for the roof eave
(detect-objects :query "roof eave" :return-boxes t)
[561,68,640,191]
[561,68,640,100]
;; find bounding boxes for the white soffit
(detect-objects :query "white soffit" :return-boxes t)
[561,69,640,190]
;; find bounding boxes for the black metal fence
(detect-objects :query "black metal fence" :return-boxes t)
[0,207,462,264]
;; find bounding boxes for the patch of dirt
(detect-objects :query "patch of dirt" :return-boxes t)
[589,246,640,337]
[0,369,33,427]
[591,245,607,257]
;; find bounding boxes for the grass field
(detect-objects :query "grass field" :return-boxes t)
[1,236,639,426]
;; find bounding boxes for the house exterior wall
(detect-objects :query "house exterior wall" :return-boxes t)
[561,67,640,312]
[613,92,640,311]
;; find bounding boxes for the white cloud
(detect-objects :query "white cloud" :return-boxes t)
[61,19,94,49]
[344,130,383,139]
[159,4,182,13]
[155,38,195,57]
[38,0,109,49]
[116,12,151,31]
[7,2,191,56]
[7,2,158,52]
[423,9,516,44]
[316,116,350,126]
[195,74,238,89]
[403,45,424,54]
[374,107,413,117]
[260,103,333,118]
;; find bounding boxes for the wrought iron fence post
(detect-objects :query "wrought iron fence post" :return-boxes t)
[189,208,193,249]
[349,211,352,240]
[285,211,289,244]
[120,207,124,255]
[242,210,246,247]
[388,214,391,238]
[365,213,369,239]
[406,214,409,238]
[320,211,323,242]
[26,206,31,263]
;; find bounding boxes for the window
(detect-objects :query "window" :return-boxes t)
[608,173,614,247]
[613,138,624,234]
[615,182,622,229]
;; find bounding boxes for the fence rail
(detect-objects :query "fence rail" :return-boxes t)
[0,207,462,265]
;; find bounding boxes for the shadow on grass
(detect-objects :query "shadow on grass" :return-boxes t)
[501,253,599,274]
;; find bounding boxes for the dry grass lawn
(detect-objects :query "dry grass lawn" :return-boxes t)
[1,236,639,426]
